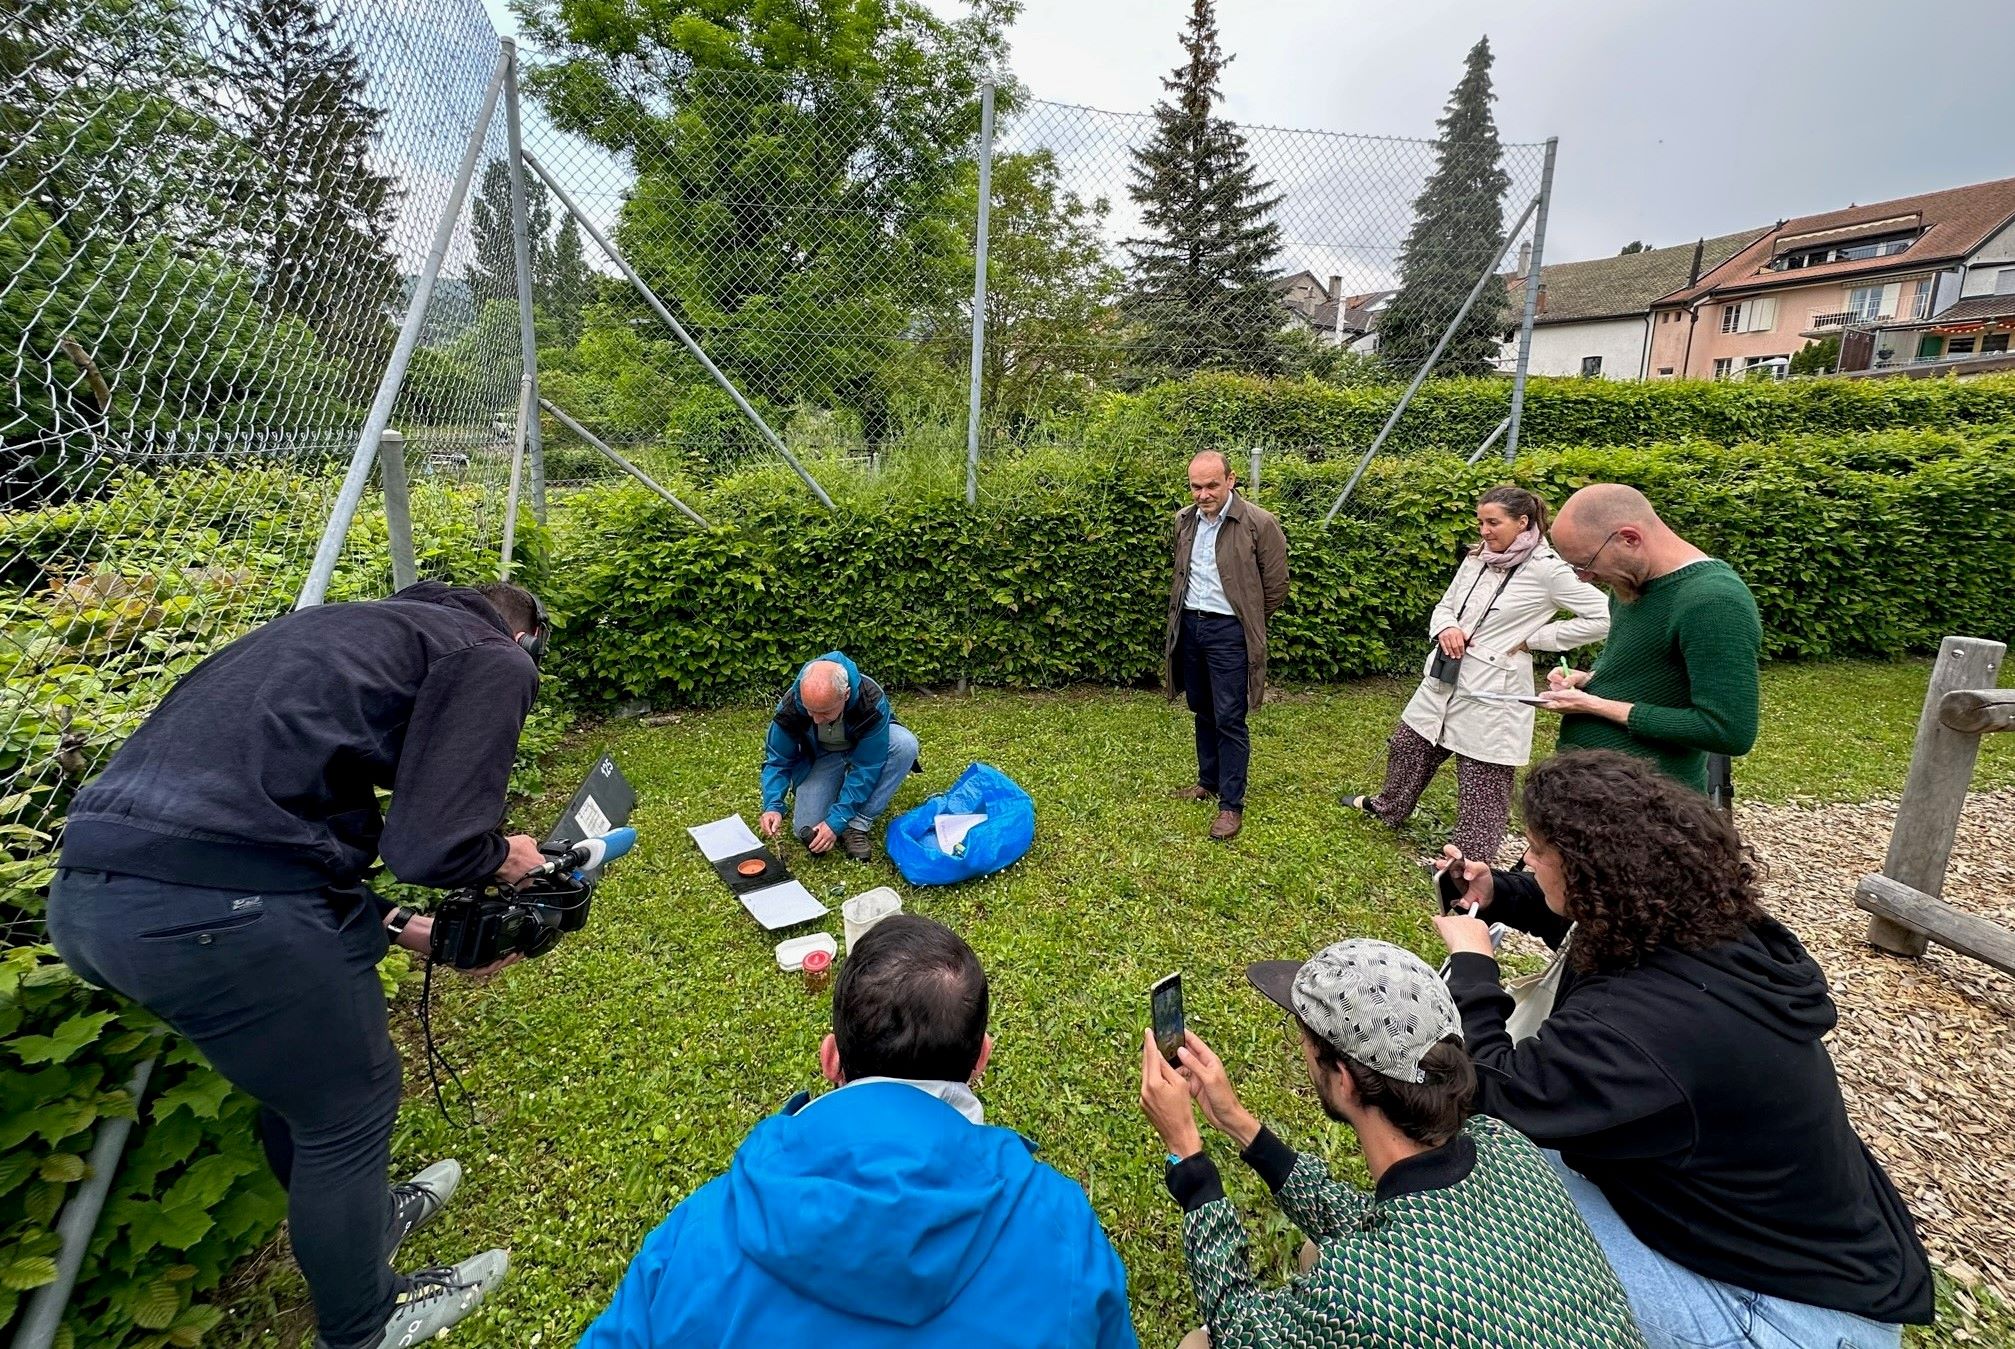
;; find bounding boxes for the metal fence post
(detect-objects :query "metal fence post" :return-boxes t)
[964,77,996,507]
[11,1052,160,1349]
[1466,415,1510,465]
[541,398,710,527]
[1504,136,1558,464]
[502,40,547,524]
[296,47,509,608]
[499,375,530,580]
[1322,192,1541,523]
[521,149,837,512]
[379,429,417,590]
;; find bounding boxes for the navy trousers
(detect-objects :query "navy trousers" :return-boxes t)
[1179,609,1251,811]
[47,869,405,1349]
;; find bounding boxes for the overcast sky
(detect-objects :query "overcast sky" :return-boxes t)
[485,0,2015,268]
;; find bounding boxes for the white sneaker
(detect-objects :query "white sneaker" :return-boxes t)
[371,1248,509,1348]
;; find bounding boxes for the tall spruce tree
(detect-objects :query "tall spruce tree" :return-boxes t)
[541,212,592,343]
[224,0,400,376]
[1376,36,1511,376]
[467,157,552,302]
[1123,0,1284,378]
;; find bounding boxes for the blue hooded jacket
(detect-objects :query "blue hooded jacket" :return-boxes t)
[577,1081,1138,1349]
[761,651,901,833]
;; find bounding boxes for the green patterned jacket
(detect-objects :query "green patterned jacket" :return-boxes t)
[1167,1115,1643,1349]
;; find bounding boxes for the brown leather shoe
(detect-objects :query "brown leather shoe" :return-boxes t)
[1209,809,1242,841]
[1170,785,1216,802]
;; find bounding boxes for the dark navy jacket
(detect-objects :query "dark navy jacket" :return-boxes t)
[60,583,538,894]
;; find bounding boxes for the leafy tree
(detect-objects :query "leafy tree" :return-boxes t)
[1123,0,1283,380]
[1377,36,1511,377]
[515,0,1014,435]
[1619,240,1649,255]
[221,0,400,386]
[912,150,1123,432]
[467,157,552,304]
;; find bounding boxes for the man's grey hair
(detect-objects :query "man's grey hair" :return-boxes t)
[801,659,850,708]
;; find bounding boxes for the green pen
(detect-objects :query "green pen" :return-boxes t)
[1555,657,1572,686]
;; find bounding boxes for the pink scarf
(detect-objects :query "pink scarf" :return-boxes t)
[1476,525,1542,572]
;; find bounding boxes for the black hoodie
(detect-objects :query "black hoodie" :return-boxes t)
[1445,868,1933,1325]
[60,583,538,895]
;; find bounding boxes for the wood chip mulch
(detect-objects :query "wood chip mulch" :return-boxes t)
[1741,790,2015,1305]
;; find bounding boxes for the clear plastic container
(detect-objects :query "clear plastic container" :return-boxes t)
[842,886,903,953]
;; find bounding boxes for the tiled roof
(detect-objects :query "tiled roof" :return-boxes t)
[1660,177,2015,305]
[1915,294,2015,325]
[1503,232,1766,324]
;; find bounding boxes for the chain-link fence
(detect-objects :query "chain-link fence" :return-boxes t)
[2,0,539,941]
[517,65,1555,511]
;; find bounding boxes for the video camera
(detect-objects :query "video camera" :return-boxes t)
[429,754,637,969]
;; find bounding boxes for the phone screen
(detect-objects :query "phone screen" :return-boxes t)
[1436,850,1469,915]
[1151,974,1185,1065]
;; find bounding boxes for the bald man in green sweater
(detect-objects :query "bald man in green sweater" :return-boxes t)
[1538,485,1761,793]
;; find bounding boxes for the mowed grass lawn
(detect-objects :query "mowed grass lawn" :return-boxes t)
[221,659,2015,1349]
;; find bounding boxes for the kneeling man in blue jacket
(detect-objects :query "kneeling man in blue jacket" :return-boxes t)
[577,915,1139,1349]
[760,650,920,863]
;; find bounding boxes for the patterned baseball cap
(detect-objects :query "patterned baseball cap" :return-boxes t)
[1247,939,1462,1083]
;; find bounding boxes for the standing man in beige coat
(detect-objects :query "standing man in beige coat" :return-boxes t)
[1165,451,1289,841]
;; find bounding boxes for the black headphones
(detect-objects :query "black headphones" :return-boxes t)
[518,592,550,664]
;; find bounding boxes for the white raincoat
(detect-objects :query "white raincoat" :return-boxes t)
[1399,546,1610,767]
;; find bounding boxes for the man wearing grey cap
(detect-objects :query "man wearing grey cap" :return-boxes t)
[1138,939,1641,1349]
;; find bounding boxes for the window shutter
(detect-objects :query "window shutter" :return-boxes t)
[1996,268,2015,297]
[1746,297,1778,332]
[1880,283,1901,317]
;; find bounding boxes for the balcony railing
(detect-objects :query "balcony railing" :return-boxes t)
[1809,310,1892,330]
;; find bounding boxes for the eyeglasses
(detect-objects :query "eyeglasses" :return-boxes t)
[1566,529,1621,580]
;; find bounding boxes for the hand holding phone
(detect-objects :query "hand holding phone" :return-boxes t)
[1151,973,1185,1066]
[1435,846,1489,917]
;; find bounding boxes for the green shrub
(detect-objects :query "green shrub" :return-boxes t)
[546,427,2015,707]
[1083,370,2015,460]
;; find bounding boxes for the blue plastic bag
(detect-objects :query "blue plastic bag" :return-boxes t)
[885,762,1036,886]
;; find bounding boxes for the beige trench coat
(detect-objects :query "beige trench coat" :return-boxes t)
[1399,547,1609,767]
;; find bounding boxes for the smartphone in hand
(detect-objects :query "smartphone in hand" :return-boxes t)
[1151,973,1185,1066]
[1437,850,1474,916]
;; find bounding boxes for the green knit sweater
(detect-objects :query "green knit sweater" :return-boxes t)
[1557,559,1761,791]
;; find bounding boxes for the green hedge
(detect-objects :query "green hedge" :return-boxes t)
[548,426,2015,706]
[1083,371,2015,460]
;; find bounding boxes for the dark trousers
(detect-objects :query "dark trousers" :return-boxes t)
[47,870,405,1349]
[1179,609,1250,811]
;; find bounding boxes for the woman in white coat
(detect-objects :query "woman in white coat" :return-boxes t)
[1342,486,1609,863]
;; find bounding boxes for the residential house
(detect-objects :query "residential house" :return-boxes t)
[1863,214,2015,370]
[1274,272,1393,352]
[1273,271,1337,328]
[1496,231,1765,380]
[1645,177,2015,379]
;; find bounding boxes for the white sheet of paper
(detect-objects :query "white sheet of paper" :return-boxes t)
[741,880,829,931]
[689,814,761,862]
[1469,691,1550,706]
[933,812,988,853]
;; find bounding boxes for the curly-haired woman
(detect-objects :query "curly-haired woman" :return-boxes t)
[1341,484,1608,863]
[1433,750,1932,1349]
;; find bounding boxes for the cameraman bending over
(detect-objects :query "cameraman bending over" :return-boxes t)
[47,581,549,1349]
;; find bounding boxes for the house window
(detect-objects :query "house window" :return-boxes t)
[1986,332,2010,354]
[1720,304,1742,334]
[1580,355,1602,377]
[1949,336,1977,355]
[1744,354,1790,379]
[1712,357,1735,379]
[1997,269,2015,297]
[1719,298,1777,334]
[1913,283,1934,320]
[1916,335,1944,361]
[1770,231,1917,270]
[1657,366,1674,376]
[1845,285,1885,321]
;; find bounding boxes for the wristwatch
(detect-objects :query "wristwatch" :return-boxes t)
[385,906,418,938]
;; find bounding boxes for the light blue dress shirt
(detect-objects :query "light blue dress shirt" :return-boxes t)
[1183,501,1237,616]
